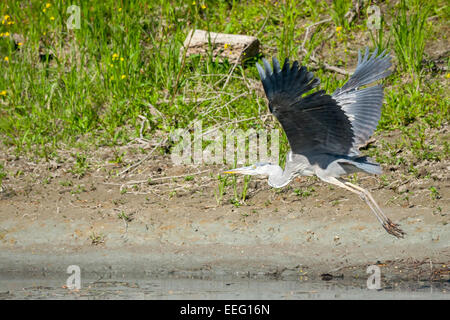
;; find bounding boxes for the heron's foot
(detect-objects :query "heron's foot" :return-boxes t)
[382,219,405,239]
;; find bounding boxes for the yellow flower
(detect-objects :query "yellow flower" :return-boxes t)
[120,57,124,62]
[110,76,114,80]
[0,33,3,37]
[224,43,228,49]
[192,1,196,5]
[18,42,23,46]
[121,75,126,79]
[4,32,9,37]
[446,73,450,79]
[7,21,14,25]
[1,20,4,25]
[201,4,206,9]
[112,53,119,60]
[0,90,6,96]
[4,15,10,20]
[43,8,46,13]
[119,8,122,12]
[336,26,343,33]
[46,3,51,8]
[4,56,9,62]
[50,16,55,20]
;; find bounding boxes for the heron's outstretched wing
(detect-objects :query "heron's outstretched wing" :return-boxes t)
[256,57,354,155]
[332,48,392,153]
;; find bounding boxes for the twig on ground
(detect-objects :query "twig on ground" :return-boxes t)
[301,18,332,50]
[256,11,270,37]
[300,9,358,76]
[138,115,150,140]
[155,97,217,105]
[302,48,351,75]
[221,43,251,91]
[118,136,168,176]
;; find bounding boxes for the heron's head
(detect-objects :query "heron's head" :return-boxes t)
[223,162,277,176]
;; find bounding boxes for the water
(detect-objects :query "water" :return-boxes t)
[0,275,448,299]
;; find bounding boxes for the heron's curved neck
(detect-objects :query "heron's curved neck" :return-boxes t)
[267,165,291,188]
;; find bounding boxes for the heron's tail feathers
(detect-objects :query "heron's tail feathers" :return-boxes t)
[256,57,320,102]
[339,47,392,93]
[352,156,382,175]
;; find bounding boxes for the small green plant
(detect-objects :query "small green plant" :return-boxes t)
[231,175,239,205]
[433,206,442,215]
[230,198,240,207]
[303,0,321,20]
[90,232,105,245]
[331,199,340,206]
[349,173,359,184]
[293,187,315,197]
[215,174,228,205]
[110,150,126,164]
[214,174,229,205]
[379,175,389,187]
[71,153,89,177]
[71,184,86,195]
[429,186,441,200]
[169,190,177,198]
[0,163,6,187]
[59,180,73,187]
[240,175,251,203]
[15,170,24,178]
[117,211,133,222]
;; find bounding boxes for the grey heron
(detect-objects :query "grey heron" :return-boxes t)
[225,48,405,238]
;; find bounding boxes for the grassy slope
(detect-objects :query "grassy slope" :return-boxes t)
[0,0,448,188]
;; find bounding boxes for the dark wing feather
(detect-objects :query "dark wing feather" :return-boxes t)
[257,57,354,155]
[333,48,392,153]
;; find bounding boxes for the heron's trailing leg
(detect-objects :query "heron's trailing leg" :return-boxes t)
[341,180,405,238]
[322,176,404,238]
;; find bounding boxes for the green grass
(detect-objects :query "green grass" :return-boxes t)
[293,187,315,198]
[330,0,352,30]
[0,162,6,187]
[392,0,431,83]
[0,0,448,173]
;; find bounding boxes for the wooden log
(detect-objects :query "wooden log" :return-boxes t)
[181,29,260,64]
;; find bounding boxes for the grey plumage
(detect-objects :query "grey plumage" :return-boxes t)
[257,56,354,156]
[333,48,392,152]
[226,47,404,238]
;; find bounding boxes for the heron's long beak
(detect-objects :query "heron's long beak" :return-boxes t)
[223,166,255,175]
[223,170,238,174]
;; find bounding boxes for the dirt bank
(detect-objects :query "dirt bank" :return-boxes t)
[0,148,448,281]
